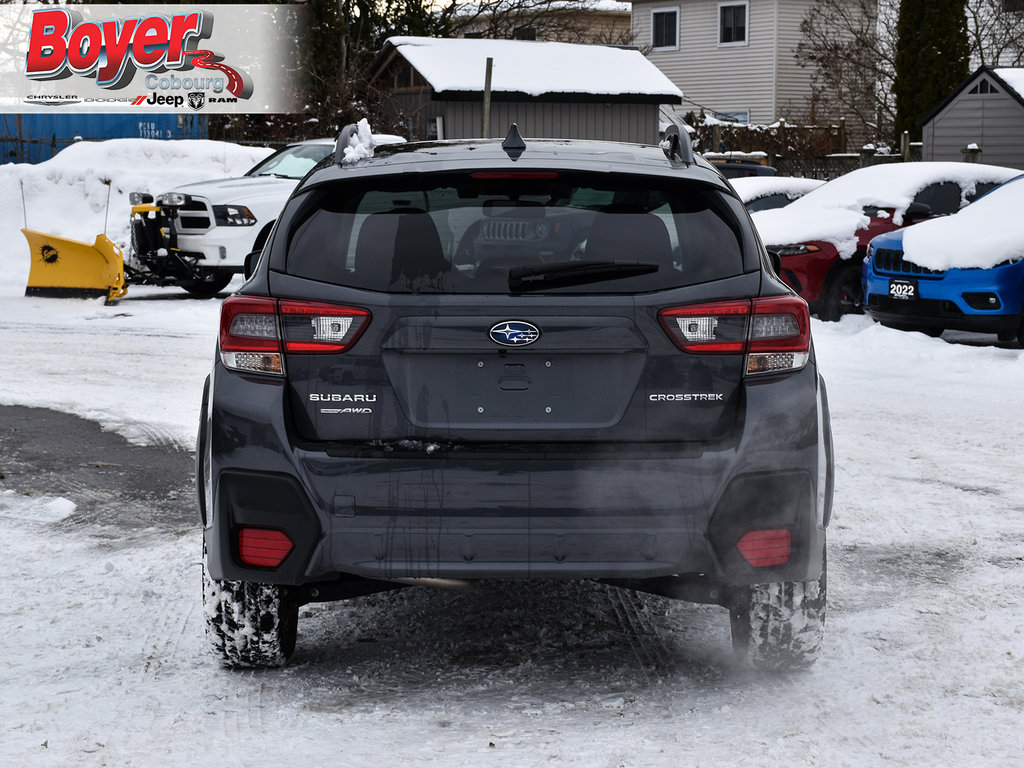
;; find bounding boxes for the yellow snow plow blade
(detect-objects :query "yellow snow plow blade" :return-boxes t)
[22,229,128,303]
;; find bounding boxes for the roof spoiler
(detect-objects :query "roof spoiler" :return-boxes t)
[334,123,358,165]
[661,124,694,165]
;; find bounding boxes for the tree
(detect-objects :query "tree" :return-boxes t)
[893,0,970,141]
[797,0,1024,147]
[796,0,897,146]
[448,0,633,45]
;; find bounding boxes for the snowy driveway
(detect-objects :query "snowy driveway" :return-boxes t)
[1,290,1023,767]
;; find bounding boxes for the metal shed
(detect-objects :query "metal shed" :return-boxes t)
[1,113,207,165]
[922,66,1024,170]
[369,36,682,144]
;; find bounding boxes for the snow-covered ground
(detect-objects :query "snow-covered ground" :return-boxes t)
[1,143,1023,766]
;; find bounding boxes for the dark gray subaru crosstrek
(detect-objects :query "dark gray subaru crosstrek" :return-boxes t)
[197,124,834,670]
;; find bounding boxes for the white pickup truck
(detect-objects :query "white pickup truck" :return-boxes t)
[129,134,403,295]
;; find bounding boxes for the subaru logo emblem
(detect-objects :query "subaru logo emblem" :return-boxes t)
[489,320,540,346]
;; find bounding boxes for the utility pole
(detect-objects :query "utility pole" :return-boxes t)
[482,57,493,138]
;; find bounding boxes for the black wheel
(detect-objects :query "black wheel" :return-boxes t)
[820,260,864,321]
[183,271,233,297]
[203,557,298,668]
[1017,314,1024,348]
[729,547,827,671]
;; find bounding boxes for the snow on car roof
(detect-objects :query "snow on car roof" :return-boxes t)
[729,176,823,202]
[383,36,682,100]
[752,162,1019,257]
[900,175,1024,270]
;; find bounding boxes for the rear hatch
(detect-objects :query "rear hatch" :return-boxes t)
[264,170,785,444]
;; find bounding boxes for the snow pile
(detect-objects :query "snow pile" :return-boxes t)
[386,36,682,99]
[752,162,1019,257]
[0,491,75,523]
[901,175,1024,270]
[342,118,376,164]
[729,175,824,203]
[0,139,272,296]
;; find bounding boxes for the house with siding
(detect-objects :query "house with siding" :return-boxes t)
[368,36,682,144]
[922,66,1024,170]
[457,0,632,45]
[630,0,815,125]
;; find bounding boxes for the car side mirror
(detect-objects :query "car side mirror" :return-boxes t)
[243,250,261,280]
[766,249,782,276]
[904,201,933,221]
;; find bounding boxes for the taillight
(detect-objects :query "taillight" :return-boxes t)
[219,297,370,376]
[747,296,810,375]
[238,527,294,568]
[278,300,370,353]
[220,296,283,375]
[659,296,809,376]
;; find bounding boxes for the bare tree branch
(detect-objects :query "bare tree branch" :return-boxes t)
[796,0,1024,146]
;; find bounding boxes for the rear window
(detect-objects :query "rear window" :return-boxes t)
[284,172,747,294]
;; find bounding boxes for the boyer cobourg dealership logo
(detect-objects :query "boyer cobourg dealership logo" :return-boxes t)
[23,8,253,108]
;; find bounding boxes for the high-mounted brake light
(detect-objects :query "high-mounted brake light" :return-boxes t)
[470,171,560,180]
[219,297,370,376]
[658,296,810,376]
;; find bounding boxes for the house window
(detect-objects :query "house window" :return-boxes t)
[713,110,749,123]
[719,2,748,45]
[969,79,999,94]
[1003,0,1024,12]
[652,8,678,49]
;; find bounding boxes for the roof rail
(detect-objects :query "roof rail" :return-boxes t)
[660,124,694,165]
[334,123,359,165]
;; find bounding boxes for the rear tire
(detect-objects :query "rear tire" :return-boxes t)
[820,260,864,321]
[203,558,298,668]
[729,549,827,671]
[183,271,233,297]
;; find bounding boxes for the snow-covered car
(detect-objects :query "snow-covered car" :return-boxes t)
[128,135,405,296]
[709,158,777,178]
[197,124,834,671]
[752,162,1019,320]
[863,174,1024,342]
[730,176,824,213]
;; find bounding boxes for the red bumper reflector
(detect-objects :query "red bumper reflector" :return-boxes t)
[737,529,792,567]
[238,528,294,568]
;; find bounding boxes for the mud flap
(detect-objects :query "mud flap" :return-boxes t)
[22,228,128,303]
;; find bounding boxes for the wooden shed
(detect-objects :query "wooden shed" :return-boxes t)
[369,36,683,144]
[922,66,1024,170]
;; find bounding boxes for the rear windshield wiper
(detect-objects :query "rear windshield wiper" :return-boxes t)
[508,260,659,291]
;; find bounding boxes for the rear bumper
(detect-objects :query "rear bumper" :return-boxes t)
[202,362,831,593]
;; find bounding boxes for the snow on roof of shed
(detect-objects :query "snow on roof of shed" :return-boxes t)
[381,36,683,103]
[993,68,1024,99]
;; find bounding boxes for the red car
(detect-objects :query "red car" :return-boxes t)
[751,163,1018,320]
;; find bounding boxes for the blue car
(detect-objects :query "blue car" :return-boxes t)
[863,175,1024,344]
